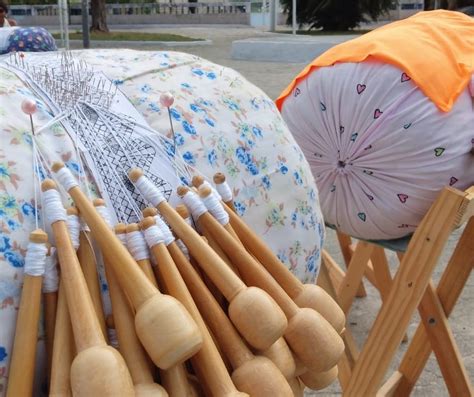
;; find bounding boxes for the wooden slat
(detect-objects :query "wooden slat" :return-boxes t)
[337,242,374,314]
[393,216,474,395]
[371,247,408,343]
[344,187,468,396]
[337,232,367,297]
[377,371,403,397]
[417,281,473,396]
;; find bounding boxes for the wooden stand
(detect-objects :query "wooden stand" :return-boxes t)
[320,186,474,395]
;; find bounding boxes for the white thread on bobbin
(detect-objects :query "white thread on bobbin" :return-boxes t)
[24,241,48,277]
[126,230,150,261]
[67,214,81,250]
[175,239,190,259]
[134,176,166,207]
[202,180,222,201]
[201,191,229,226]
[43,189,67,225]
[54,166,79,192]
[80,218,90,232]
[116,233,127,246]
[181,190,207,220]
[43,247,59,293]
[154,216,175,246]
[95,205,113,229]
[143,225,165,249]
[108,329,119,349]
[215,180,233,202]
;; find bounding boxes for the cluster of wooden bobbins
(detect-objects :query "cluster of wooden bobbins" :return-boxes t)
[6,162,346,397]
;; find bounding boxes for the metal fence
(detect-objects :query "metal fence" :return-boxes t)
[10,2,251,17]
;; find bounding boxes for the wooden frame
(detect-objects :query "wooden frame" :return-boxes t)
[318,186,474,396]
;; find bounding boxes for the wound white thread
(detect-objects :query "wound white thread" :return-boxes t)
[116,233,127,246]
[126,230,150,261]
[43,189,67,225]
[24,241,48,277]
[95,205,113,228]
[181,191,207,220]
[67,214,81,250]
[202,180,222,201]
[175,239,190,259]
[80,218,90,232]
[43,247,59,293]
[215,180,233,202]
[143,225,165,248]
[201,191,230,226]
[134,176,166,207]
[154,216,175,246]
[54,166,79,192]
[108,328,119,349]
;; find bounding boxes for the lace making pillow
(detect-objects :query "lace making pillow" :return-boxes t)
[280,60,474,240]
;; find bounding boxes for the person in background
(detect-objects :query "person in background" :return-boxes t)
[0,1,17,27]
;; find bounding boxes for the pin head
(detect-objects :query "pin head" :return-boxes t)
[21,99,37,115]
[159,92,174,108]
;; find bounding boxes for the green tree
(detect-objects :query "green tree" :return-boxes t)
[280,0,392,31]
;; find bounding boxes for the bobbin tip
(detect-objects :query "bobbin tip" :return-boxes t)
[140,217,156,230]
[177,185,190,197]
[128,168,144,183]
[198,185,212,198]
[191,175,204,188]
[41,179,57,192]
[142,207,158,218]
[125,223,140,233]
[114,223,127,235]
[51,162,65,173]
[29,229,48,244]
[213,172,226,184]
[175,204,189,219]
[93,198,106,207]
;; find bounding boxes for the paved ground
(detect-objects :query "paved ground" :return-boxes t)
[57,24,473,395]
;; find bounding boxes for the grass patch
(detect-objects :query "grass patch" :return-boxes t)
[278,29,372,35]
[52,31,203,42]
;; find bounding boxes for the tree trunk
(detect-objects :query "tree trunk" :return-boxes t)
[90,0,109,33]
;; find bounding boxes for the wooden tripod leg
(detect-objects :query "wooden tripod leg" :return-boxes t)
[344,188,468,396]
[319,256,358,391]
[337,241,374,314]
[336,232,366,297]
[371,247,408,343]
[387,217,474,396]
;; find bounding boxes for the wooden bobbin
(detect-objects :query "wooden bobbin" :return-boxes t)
[6,229,47,397]
[213,172,236,212]
[73,207,108,340]
[130,169,287,351]
[155,223,292,397]
[224,200,345,332]
[105,228,168,397]
[141,217,248,397]
[193,187,344,373]
[176,203,230,308]
[49,282,75,397]
[42,179,135,395]
[287,377,305,397]
[299,366,339,391]
[124,222,158,288]
[258,337,296,379]
[52,163,203,369]
[43,243,57,383]
[152,220,291,396]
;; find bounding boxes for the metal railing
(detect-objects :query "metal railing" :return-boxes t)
[10,2,251,17]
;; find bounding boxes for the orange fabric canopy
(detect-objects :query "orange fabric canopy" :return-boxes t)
[276,10,474,112]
